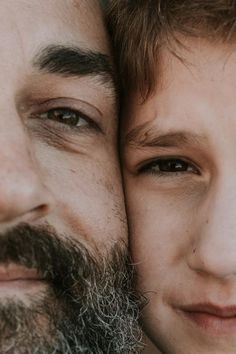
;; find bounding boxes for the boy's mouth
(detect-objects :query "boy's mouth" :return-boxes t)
[177,302,236,335]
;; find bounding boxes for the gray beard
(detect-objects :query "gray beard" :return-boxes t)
[0,224,143,354]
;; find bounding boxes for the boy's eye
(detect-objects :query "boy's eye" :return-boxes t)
[40,108,89,127]
[139,158,199,175]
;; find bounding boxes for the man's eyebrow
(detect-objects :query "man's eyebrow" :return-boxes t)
[125,123,206,148]
[33,44,115,88]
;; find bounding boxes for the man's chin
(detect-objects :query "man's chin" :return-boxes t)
[0,289,64,354]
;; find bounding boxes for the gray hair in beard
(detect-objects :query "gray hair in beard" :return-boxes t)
[0,224,144,354]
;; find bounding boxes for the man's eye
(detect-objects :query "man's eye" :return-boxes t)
[139,158,199,175]
[40,108,90,127]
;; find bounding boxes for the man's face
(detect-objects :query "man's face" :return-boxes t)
[123,39,236,354]
[0,1,141,353]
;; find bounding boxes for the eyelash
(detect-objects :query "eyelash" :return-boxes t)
[138,157,200,177]
[31,106,101,133]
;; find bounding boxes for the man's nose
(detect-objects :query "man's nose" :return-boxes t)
[0,123,54,225]
[187,176,236,279]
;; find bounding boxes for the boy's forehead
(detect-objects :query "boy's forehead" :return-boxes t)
[123,38,236,140]
[125,39,236,109]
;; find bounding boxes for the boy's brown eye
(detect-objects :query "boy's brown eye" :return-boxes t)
[139,158,199,175]
[154,159,190,172]
[40,108,89,127]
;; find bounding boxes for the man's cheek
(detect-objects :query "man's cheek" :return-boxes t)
[41,158,126,247]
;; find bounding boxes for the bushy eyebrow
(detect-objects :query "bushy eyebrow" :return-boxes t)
[125,123,207,149]
[33,44,116,89]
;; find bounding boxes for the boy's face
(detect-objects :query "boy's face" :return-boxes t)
[122,39,236,353]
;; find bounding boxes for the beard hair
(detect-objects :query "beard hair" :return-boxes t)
[0,224,143,354]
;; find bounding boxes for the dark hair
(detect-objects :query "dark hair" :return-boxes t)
[107,0,236,99]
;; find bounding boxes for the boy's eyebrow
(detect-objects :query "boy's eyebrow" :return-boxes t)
[33,44,116,89]
[125,124,207,148]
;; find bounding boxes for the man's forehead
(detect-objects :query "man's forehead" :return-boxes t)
[0,0,108,54]
[0,0,116,104]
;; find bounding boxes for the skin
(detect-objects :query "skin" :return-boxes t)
[0,0,126,301]
[122,38,236,354]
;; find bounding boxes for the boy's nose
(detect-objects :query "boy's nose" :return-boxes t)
[187,176,236,279]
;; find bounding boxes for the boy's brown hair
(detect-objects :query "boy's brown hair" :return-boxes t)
[107,0,236,99]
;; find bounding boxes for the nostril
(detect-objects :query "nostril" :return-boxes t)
[0,203,50,224]
[28,203,51,219]
[35,204,49,213]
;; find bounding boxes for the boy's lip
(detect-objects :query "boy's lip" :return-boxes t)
[176,303,236,335]
[178,303,236,317]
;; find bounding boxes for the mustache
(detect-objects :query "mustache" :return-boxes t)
[0,223,99,293]
[0,223,144,353]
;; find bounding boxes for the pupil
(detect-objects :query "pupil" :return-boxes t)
[49,109,78,125]
[160,159,187,172]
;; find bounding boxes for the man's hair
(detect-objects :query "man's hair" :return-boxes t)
[107,0,236,99]
[100,0,109,10]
